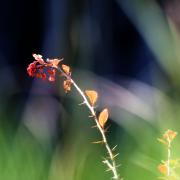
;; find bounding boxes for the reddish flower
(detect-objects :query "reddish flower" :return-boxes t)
[47,69,55,75]
[27,54,69,87]
[38,67,43,73]
[36,73,42,78]
[48,69,56,82]
[41,73,46,80]
[27,61,37,77]
[48,76,55,82]
[35,72,46,80]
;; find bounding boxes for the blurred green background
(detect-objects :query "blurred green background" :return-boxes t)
[1,0,180,179]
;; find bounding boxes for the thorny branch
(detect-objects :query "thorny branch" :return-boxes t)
[27,54,121,179]
[57,66,120,179]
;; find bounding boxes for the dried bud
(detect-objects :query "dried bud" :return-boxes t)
[163,130,177,142]
[158,163,168,175]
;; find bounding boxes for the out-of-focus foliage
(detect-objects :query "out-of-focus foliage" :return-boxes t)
[1,0,180,180]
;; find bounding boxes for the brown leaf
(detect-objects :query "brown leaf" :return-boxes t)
[163,129,177,142]
[98,108,109,129]
[62,64,71,75]
[63,79,72,93]
[52,59,62,68]
[47,58,63,68]
[85,90,98,106]
[158,164,168,175]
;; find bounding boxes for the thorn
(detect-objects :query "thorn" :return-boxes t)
[112,153,119,159]
[78,101,86,106]
[102,157,107,161]
[88,115,94,118]
[92,140,104,144]
[112,145,117,151]
[102,159,113,169]
[104,125,111,133]
[116,164,121,168]
[106,168,111,172]
[91,125,97,128]
[105,155,113,160]
[102,159,108,164]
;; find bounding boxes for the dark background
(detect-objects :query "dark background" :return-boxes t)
[1,1,180,180]
[0,0,163,86]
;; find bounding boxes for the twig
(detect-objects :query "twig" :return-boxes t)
[56,67,120,179]
[27,55,120,179]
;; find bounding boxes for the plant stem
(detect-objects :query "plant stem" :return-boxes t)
[72,80,119,179]
[57,67,120,179]
[167,137,171,176]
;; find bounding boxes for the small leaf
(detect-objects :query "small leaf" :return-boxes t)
[47,58,63,68]
[32,53,45,64]
[158,164,168,175]
[98,108,109,129]
[85,90,98,106]
[163,129,177,141]
[62,64,71,74]
[63,79,72,93]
